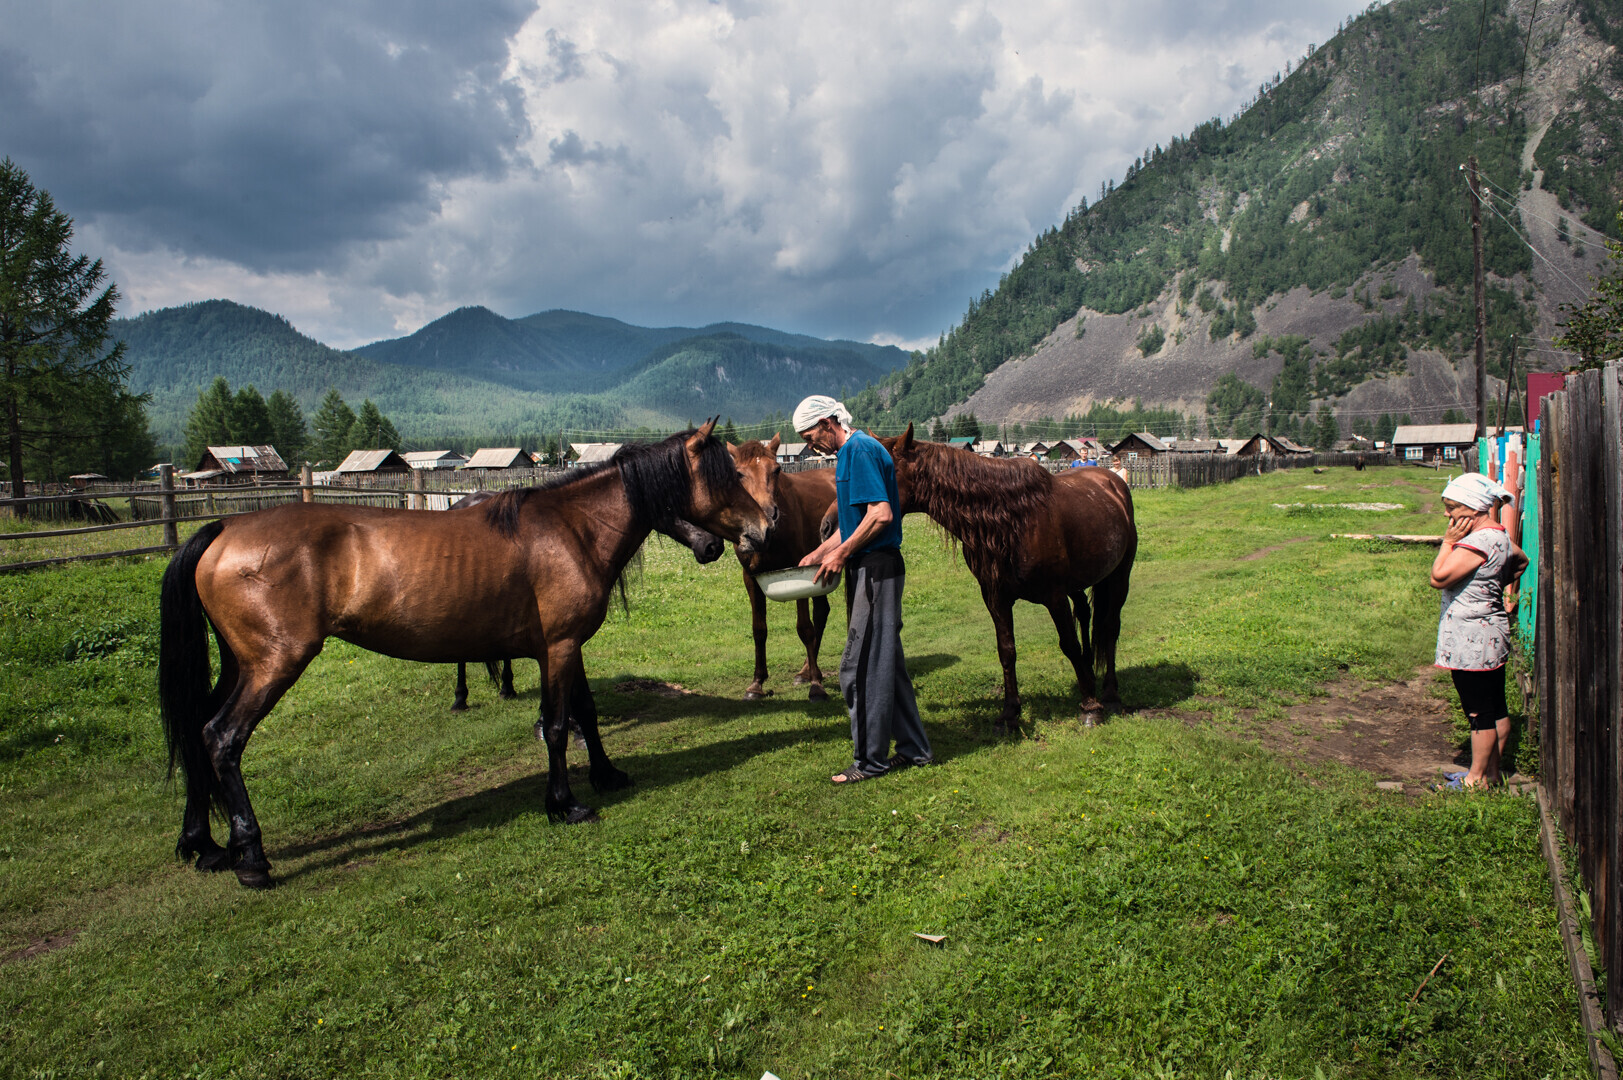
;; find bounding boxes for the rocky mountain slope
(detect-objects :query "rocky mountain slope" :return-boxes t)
[849,0,1621,438]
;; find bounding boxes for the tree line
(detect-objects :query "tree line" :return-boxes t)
[182,378,401,469]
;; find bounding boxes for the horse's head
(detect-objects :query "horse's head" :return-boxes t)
[728,435,787,548]
[659,517,725,564]
[876,424,924,515]
[684,419,775,553]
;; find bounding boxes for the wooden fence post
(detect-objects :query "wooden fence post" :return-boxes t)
[410,467,425,510]
[159,464,178,549]
[301,465,313,503]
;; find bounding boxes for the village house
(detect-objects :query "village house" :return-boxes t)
[1390,423,1481,464]
[182,445,289,487]
[1108,433,1168,461]
[1170,439,1222,455]
[335,449,412,476]
[462,447,532,473]
[971,439,1005,457]
[776,442,812,464]
[402,450,467,471]
[946,436,977,451]
[568,443,622,467]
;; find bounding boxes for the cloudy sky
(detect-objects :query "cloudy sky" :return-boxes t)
[2,0,1359,350]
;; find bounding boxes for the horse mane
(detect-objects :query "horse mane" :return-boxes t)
[905,441,1053,586]
[483,428,737,538]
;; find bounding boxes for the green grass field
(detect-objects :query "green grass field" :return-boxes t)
[0,466,1590,1078]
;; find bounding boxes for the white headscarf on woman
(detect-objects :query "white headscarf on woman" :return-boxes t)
[792,395,853,434]
[1441,472,1509,512]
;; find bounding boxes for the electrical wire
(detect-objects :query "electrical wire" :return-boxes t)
[1476,174,1616,252]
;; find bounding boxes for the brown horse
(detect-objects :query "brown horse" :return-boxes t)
[159,423,772,888]
[878,426,1136,728]
[444,491,725,711]
[729,436,838,700]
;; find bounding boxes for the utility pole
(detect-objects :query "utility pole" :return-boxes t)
[1468,156,1487,440]
[1499,334,1516,436]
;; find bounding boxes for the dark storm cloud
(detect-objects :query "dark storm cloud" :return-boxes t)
[0,0,535,271]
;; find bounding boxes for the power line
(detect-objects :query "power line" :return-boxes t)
[1472,179,1596,300]
[1476,175,1615,252]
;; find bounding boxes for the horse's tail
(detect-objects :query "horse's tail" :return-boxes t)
[484,660,503,685]
[159,520,229,825]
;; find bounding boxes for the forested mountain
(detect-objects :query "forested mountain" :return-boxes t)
[354,305,904,394]
[116,299,906,451]
[846,0,1623,441]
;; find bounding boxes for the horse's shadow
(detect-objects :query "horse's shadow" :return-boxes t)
[270,690,857,882]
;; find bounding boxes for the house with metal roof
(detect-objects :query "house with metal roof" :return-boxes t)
[568,443,622,467]
[402,450,467,470]
[183,445,289,485]
[463,447,531,471]
[336,449,412,474]
[776,442,812,463]
[971,439,1005,456]
[1391,423,1503,464]
[947,436,976,450]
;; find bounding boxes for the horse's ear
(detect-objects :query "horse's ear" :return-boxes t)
[695,417,718,441]
[767,433,781,453]
[898,423,916,454]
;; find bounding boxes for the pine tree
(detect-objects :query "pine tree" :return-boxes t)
[1313,405,1340,449]
[183,376,237,467]
[266,390,308,463]
[232,385,274,445]
[1,159,132,512]
[1555,205,1623,369]
[346,399,400,452]
[311,389,356,464]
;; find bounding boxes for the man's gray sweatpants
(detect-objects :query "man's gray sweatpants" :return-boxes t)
[839,549,932,775]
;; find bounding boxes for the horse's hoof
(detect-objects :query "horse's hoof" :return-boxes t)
[792,674,812,686]
[591,767,633,792]
[558,799,610,825]
[499,691,518,701]
[450,702,469,713]
[195,849,232,873]
[234,865,275,890]
[807,684,829,702]
[1081,710,1104,729]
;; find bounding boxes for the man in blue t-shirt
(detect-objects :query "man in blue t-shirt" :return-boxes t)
[794,395,932,783]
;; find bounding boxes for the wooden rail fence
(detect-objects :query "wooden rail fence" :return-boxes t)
[1532,361,1623,1030]
[1,449,1390,574]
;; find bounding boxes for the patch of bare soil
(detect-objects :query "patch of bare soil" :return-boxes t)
[1239,536,1314,561]
[1262,668,1468,786]
[1154,667,1494,790]
[1,929,78,966]
[613,679,693,697]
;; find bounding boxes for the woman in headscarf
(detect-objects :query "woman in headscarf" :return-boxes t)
[1430,472,1527,789]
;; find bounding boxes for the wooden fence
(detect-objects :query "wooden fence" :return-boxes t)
[1532,361,1623,1029]
[0,449,1391,574]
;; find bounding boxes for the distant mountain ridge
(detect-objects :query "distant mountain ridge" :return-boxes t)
[116,299,908,448]
[354,305,904,395]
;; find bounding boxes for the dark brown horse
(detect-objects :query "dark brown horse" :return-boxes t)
[729,436,838,700]
[444,491,725,711]
[159,423,772,888]
[879,426,1136,728]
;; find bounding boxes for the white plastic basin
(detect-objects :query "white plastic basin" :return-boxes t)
[755,565,841,602]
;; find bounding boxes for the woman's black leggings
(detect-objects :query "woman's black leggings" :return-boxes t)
[1451,666,1508,731]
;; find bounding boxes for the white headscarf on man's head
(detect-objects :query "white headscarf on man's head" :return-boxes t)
[792,395,852,434]
[1442,472,1509,511]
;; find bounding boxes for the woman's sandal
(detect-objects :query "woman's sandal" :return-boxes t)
[831,767,883,784]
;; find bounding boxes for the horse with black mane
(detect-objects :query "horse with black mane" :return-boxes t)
[878,425,1136,729]
[728,436,838,701]
[444,490,725,711]
[159,422,772,888]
